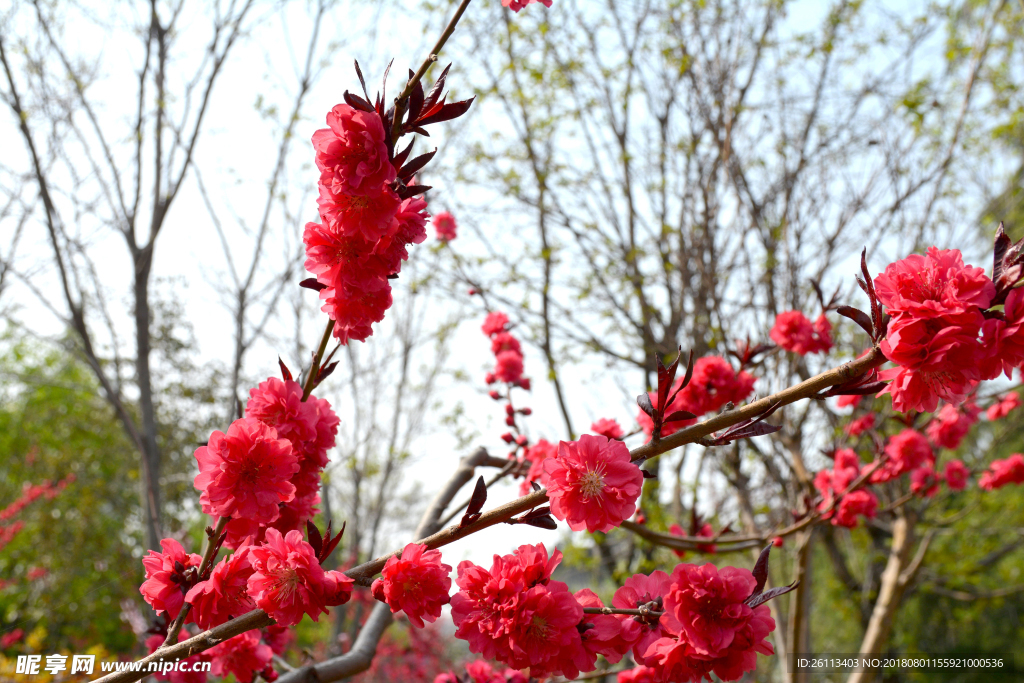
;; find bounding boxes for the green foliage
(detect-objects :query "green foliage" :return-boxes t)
[0,332,142,653]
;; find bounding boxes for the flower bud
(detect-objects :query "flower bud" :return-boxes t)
[488,390,501,400]
[519,407,532,415]
[501,432,515,443]
[505,416,516,426]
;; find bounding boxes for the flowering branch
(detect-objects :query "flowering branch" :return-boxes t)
[388,0,475,144]
[160,516,231,646]
[301,318,336,401]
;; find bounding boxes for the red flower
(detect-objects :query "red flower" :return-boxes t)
[648,561,776,681]
[371,543,452,628]
[184,548,256,630]
[482,311,510,336]
[925,402,979,450]
[140,538,202,621]
[617,666,660,683]
[944,459,970,491]
[770,311,832,355]
[317,181,402,244]
[518,439,557,495]
[637,357,756,438]
[494,350,525,384]
[262,625,294,655]
[451,544,584,676]
[320,280,393,345]
[491,332,522,356]
[542,434,644,532]
[245,378,318,452]
[194,418,298,523]
[874,248,995,413]
[573,589,632,666]
[870,429,933,483]
[503,0,553,12]
[208,631,273,683]
[247,528,352,626]
[986,392,1021,421]
[980,287,1024,378]
[313,104,395,196]
[591,418,625,440]
[832,490,878,528]
[433,211,458,241]
[844,414,875,437]
[611,571,674,666]
[910,465,939,498]
[835,394,863,409]
[978,454,1024,491]
[772,536,784,547]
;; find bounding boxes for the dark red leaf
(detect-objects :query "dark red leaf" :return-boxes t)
[637,392,655,418]
[398,149,437,181]
[397,184,431,199]
[641,469,658,479]
[466,476,487,516]
[408,69,425,122]
[750,544,771,598]
[300,278,327,292]
[836,306,873,337]
[353,60,371,102]
[392,140,415,170]
[321,521,345,563]
[422,63,451,113]
[407,126,430,137]
[306,520,323,558]
[523,515,558,530]
[316,361,339,385]
[664,410,697,424]
[745,581,799,608]
[416,98,475,127]
[278,357,293,382]
[343,90,374,113]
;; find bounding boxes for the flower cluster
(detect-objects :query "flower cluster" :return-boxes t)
[986,392,1021,421]
[979,454,1024,491]
[770,310,833,355]
[874,247,1024,413]
[372,543,453,628]
[869,429,933,484]
[814,448,877,528]
[304,104,430,344]
[451,543,780,682]
[542,434,644,532]
[140,539,204,621]
[925,401,979,450]
[637,356,756,438]
[482,312,530,389]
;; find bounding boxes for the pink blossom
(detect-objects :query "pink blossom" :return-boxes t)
[926,402,979,450]
[184,548,256,630]
[490,332,522,356]
[317,181,402,244]
[590,418,625,440]
[874,248,995,413]
[313,104,395,195]
[542,434,644,532]
[433,211,458,241]
[320,280,393,345]
[140,538,202,621]
[910,465,939,498]
[844,414,875,437]
[986,392,1021,421]
[245,378,318,451]
[482,312,510,336]
[770,311,832,355]
[617,666,660,683]
[502,0,553,12]
[247,528,353,626]
[194,418,298,523]
[518,439,557,495]
[647,561,776,681]
[450,543,585,676]
[978,454,1024,491]
[208,631,273,683]
[980,288,1024,378]
[371,543,452,628]
[494,350,524,384]
[944,459,970,491]
[637,356,756,437]
[463,660,500,683]
[870,429,933,483]
[832,490,878,528]
[612,571,674,666]
[836,394,863,409]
